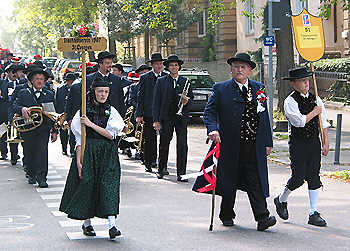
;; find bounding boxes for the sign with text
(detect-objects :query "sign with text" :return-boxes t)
[264,36,275,46]
[57,37,107,52]
[291,9,325,62]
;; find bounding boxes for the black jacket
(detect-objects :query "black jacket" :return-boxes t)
[55,84,70,114]
[13,87,55,134]
[136,71,167,118]
[66,72,126,121]
[153,75,194,122]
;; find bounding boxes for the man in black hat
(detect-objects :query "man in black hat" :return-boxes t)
[204,52,276,231]
[136,53,168,172]
[274,67,330,227]
[112,63,132,88]
[66,51,126,122]
[153,55,194,181]
[55,72,77,156]
[13,68,58,187]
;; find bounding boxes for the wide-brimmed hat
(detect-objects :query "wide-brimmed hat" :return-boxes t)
[112,63,124,72]
[282,67,314,81]
[91,77,110,88]
[146,53,165,63]
[227,52,256,69]
[64,72,78,81]
[135,64,152,73]
[163,55,184,67]
[27,68,49,82]
[95,51,116,63]
[5,64,17,73]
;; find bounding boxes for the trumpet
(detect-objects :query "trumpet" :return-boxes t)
[124,106,135,135]
[176,78,191,116]
[133,123,144,152]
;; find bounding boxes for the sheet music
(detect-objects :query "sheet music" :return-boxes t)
[42,102,56,113]
[0,123,7,137]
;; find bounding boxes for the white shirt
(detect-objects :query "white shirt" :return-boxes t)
[98,71,110,78]
[33,88,44,98]
[152,70,163,78]
[71,106,125,147]
[171,76,179,88]
[234,79,249,92]
[284,91,330,130]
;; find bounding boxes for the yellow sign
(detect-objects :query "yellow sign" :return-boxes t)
[291,9,325,62]
[57,37,107,52]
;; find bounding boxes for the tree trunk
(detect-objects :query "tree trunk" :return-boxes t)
[276,0,295,112]
[144,31,150,62]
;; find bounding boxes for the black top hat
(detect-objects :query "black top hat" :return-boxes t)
[95,51,116,63]
[227,52,256,69]
[64,72,78,81]
[282,67,314,81]
[135,64,152,73]
[146,53,165,63]
[163,55,184,67]
[27,68,49,82]
[112,63,124,72]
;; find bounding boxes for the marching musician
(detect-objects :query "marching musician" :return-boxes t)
[204,53,276,231]
[55,72,78,156]
[136,53,167,173]
[13,68,58,188]
[152,55,194,181]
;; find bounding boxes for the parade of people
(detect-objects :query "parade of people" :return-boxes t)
[0,0,349,250]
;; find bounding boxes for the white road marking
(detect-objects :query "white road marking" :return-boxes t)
[36,187,64,193]
[59,218,107,227]
[66,231,123,240]
[40,194,62,200]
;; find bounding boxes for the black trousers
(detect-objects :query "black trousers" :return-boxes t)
[0,133,19,159]
[143,116,157,167]
[22,131,50,182]
[158,116,188,176]
[68,130,76,155]
[60,128,69,152]
[287,137,322,191]
[219,142,269,222]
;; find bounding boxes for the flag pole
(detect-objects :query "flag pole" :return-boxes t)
[310,63,325,145]
[209,165,216,231]
[81,50,87,163]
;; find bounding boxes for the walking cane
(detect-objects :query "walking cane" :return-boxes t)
[209,164,216,232]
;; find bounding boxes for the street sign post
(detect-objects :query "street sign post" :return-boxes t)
[264,35,275,46]
[57,36,107,161]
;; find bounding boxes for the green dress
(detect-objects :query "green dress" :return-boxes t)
[59,104,123,220]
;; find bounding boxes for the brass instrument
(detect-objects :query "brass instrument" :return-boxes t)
[133,123,144,152]
[176,78,191,116]
[13,107,68,133]
[124,106,135,135]
[6,125,23,144]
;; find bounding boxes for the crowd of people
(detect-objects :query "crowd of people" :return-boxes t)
[0,49,330,239]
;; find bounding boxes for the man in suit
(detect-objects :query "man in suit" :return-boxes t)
[13,68,58,187]
[136,53,167,173]
[66,51,126,123]
[153,55,194,181]
[204,53,276,231]
[55,72,77,156]
[112,63,132,88]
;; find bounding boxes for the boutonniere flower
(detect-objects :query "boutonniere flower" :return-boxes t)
[257,89,266,113]
[105,108,110,117]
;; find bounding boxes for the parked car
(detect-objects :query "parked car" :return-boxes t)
[179,68,215,117]
[42,57,58,70]
[59,60,81,82]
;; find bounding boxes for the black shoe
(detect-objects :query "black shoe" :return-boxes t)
[308,211,327,227]
[145,166,152,173]
[10,159,17,166]
[125,149,132,158]
[0,155,7,160]
[38,181,48,188]
[82,224,96,236]
[151,162,157,169]
[274,196,289,220]
[62,151,68,156]
[28,176,36,185]
[135,152,142,160]
[109,226,121,239]
[157,172,164,179]
[221,219,234,227]
[257,216,277,231]
[163,169,169,175]
[177,176,188,182]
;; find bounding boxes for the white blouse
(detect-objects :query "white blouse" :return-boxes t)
[71,106,125,147]
[284,92,330,129]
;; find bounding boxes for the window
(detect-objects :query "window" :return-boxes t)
[245,0,254,35]
[296,0,308,14]
[198,10,206,37]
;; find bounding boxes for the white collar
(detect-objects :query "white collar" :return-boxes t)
[34,88,43,92]
[152,70,162,78]
[98,71,110,78]
[234,79,249,91]
[300,92,309,98]
[171,75,179,81]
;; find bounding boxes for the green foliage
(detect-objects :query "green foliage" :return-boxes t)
[313,58,350,73]
[320,0,350,18]
[273,109,287,121]
[325,170,350,180]
[207,0,226,28]
[201,26,216,62]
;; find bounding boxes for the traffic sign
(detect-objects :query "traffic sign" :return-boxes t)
[264,36,275,46]
[57,37,107,52]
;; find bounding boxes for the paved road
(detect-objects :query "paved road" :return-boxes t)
[0,125,349,251]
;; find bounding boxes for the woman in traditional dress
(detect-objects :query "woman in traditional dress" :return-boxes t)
[59,77,125,239]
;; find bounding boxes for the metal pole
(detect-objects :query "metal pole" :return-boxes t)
[334,114,342,165]
[268,0,274,134]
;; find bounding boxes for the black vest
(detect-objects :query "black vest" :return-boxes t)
[239,84,259,143]
[85,103,111,140]
[290,91,319,139]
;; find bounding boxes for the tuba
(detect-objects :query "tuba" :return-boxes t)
[13,107,44,133]
[45,112,67,130]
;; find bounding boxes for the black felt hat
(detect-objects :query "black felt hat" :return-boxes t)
[64,72,78,81]
[5,64,17,73]
[227,52,256,69]
[163,55,184,67]
[95,51,116,63]
[112,63,124,72]
[135,64,152,73]
[146,52,165,63]
[91,77,110,88]
[282,67,314,80]
[27,68,49,82]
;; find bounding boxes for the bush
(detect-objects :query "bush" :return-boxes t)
[313,58,350,73]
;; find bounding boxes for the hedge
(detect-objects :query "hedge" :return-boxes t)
[312,58,350,73]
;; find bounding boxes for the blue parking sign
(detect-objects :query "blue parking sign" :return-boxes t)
[264,36,275,46]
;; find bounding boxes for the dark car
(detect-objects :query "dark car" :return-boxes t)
[42,57,58,70]
[179,69,215,117]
